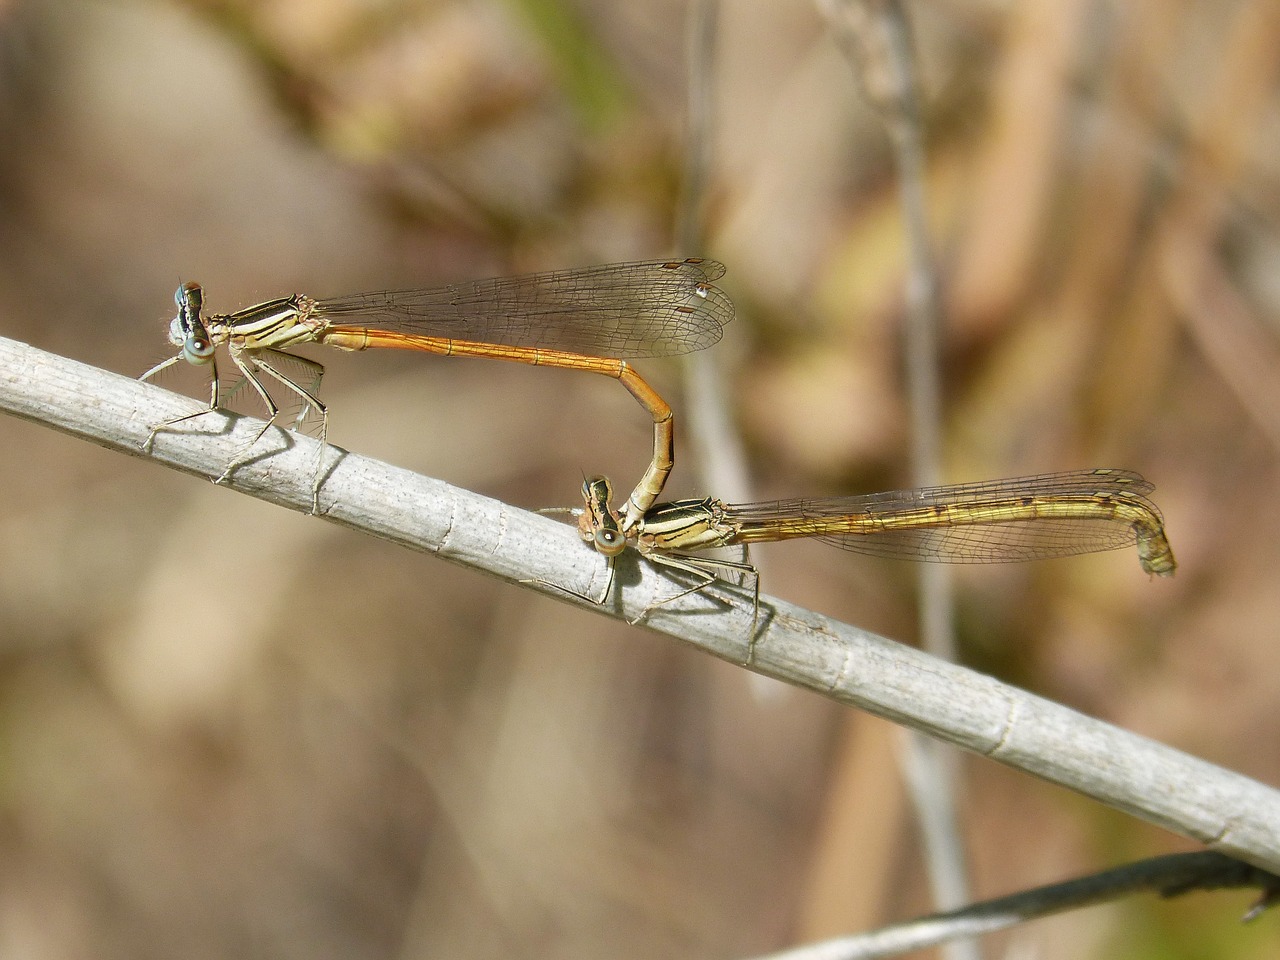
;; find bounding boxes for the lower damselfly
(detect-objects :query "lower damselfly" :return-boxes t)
[569,470,1175,620]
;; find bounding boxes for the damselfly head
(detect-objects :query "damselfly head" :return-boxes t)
[171,282,215,365]
[578,475,627,556]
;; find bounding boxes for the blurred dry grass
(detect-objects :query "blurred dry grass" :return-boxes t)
[0,0,1278,957]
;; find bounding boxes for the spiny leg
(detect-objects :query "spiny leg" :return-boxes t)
[252,349,328,512]
[141,353,225,453]
[628,550,740,622]
[218,349,329,513]
[633,547,762,656]
[521,555,617,607]
[213,350,284,486]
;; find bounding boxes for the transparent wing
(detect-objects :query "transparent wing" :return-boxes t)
[727,470,1164,564]
[311,259,733,358]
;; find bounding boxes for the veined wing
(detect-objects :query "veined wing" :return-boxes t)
[311,259,732,358]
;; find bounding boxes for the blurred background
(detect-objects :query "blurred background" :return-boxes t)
[0,0,1278,957]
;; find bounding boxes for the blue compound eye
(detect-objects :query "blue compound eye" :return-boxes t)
[183,335,215,363]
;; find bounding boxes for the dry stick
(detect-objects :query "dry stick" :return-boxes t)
[819,1,972,948]
[678,0,755,507]
[3,333,1280,876]
[747,851,1279,960]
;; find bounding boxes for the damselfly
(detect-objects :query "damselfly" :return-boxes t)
[140,259,733,518]
[571,470,1176,619]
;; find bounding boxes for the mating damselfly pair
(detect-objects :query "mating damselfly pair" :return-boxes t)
[140,259,1175,612]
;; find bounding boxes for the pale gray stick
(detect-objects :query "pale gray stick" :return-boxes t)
[2,333,1279,874]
